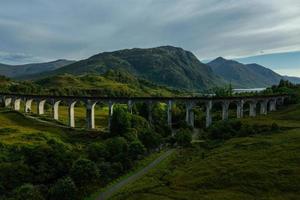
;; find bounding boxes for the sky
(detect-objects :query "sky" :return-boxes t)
[0,0,300,76]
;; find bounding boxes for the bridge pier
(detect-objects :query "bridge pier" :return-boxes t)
[206,100,212,128]
[52,100,60,120]
[260,100,268,115]
[148,101,152,124]
[222,101,230,120]
[185,102,194,127]
[4,97,12,107]
[13,98,21,111]
[167,100,172,127]
[25,99,33,113]
[269,99,277,112]
[68,101,77,128]
[128,100,133,114]
[37,100,46,115]
[237,100,244,119]
[108,101,114,130]
[86,100,97,129]
[249,101,257,117]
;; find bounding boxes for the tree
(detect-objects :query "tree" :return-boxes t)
[48,177,77,200]
[110,107,131,136]
[105,137,129,161]
[129,140,146,159]
[70,158,99,187]
[87,142,108,162]
[13,184,44,200]
[175,129,192,147]
[138,129,161,150]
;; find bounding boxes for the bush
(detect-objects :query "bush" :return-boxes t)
[105,137,129,162]
[207,120,280,140]
[129,140,146,159]
[271,123,280,131]
[13,184,44,200]
[70,159,99,187]
[48,177,77,200]
[175,129,192,147]
[87,142,108,162]
[138,129,161,150]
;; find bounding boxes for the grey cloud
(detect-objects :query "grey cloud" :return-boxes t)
[0,0,299,64]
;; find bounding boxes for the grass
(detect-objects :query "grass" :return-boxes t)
[109,103,300,200]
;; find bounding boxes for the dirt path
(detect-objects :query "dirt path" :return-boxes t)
[96,149,175,200]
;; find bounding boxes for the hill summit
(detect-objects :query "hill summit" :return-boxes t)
[27,46,223,91]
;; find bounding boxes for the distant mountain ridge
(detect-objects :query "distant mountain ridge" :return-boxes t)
[22,46,224,91]
[1,46,299,91]
[207,57,298,88]
[0,59,75,78]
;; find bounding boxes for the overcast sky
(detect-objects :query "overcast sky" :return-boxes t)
[0,0,300,75]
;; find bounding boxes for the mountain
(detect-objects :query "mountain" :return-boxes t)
[283,76,300,84]
[0,59,75,78]
[22,46,224,91]
[207,57,282,88]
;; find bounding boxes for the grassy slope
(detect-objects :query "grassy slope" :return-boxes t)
[109,104,300,200]
[0,109,107,155]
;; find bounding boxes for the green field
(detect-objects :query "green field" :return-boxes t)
[109,103,300,200]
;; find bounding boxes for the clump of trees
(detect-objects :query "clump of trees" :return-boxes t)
[206,120,280,140]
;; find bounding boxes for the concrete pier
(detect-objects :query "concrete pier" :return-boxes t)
[25,99,33,113]
[68,101,77,128]
[86,100,97,129]
[206,100,212,128]
[13,98,21,111]
[52,100,61,120]
[37,100,46,115]
[222,101,230,120]
[249,101,257,117]
[237,100,244,119]
[108,101,114,129]
[260,100,268,115]
[167,100,172,127]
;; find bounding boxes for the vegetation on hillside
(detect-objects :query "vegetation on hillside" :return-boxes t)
[108,83,300,200]
[0,70,183,97]
[0,103,170,199]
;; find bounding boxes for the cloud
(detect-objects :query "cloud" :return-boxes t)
[0,0,299,65]
[0,51,49,65]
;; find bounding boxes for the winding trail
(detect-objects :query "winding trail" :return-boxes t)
[96,149,175,200]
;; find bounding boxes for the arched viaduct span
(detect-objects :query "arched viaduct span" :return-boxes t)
[0,93,288,130]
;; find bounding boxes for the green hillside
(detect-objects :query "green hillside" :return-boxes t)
[109,93,300,199]
[35,70,182,97]
[0,70,183,97]
[22,46,224,91]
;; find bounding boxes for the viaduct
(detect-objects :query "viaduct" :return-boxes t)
[0,93,288,130]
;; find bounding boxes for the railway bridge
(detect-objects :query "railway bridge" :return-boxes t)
[0,93,288,129]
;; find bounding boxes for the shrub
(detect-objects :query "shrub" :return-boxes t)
[70,158,99,187]
[13,184,44,200]
[175,128,192,147]
[129,140,146,159]
[87,142,108,162]
[138,129,161,150]
[48,177,77,200]
[105,137,129,162]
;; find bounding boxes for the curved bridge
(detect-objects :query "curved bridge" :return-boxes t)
[0,93,288,129]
